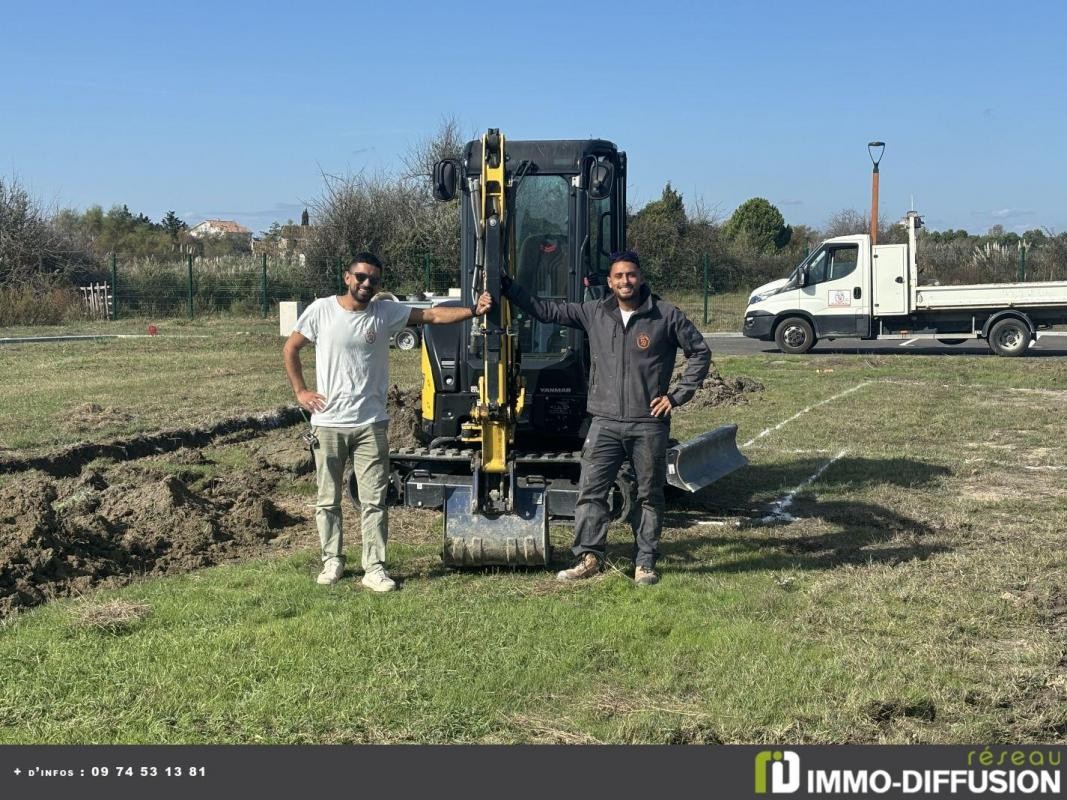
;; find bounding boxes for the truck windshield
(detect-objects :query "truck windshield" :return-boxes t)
[512,175,570,355]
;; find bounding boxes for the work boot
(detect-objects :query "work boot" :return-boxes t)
[361,567,397,593]
[316,557,344,585]
[556,553,601,582]
[634,565,660,586]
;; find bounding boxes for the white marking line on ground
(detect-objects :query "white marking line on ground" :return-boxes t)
[1025,465,1067,471]
[899,338,919,347]
[697,520,727,526]
[760,448,850,525]
[743,446,832,454]
[879,377,1067,397]
[741,382,872,448]
[0,334,210,344]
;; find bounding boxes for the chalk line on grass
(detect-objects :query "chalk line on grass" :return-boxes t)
[758,448,850,525]
[742,382,872,448]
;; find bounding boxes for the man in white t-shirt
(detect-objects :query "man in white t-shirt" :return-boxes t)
[283,252,492,591]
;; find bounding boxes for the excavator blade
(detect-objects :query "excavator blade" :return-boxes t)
[665,424,748,493]
[442,483,549,566]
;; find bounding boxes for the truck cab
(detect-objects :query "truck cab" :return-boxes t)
[744,235,874,353]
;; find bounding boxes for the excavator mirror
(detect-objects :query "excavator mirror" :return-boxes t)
[432,159,459,201]
[588,161,614,200]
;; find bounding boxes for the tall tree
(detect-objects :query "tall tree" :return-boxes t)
[722,197,791,251]
[161,211,187,251]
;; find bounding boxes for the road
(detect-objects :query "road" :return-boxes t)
[705,331,1067,358]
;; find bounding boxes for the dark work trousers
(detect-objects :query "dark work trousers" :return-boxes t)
[571,417,669,568]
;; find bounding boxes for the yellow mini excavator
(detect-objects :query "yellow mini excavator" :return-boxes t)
[355,130,747,566]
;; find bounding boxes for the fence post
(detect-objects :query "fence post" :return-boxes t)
[111,254,119,320]
[702,253,710,326]
[1018,241,1027,282]
[187,253,194,319]
[424,254,431,291]
[337,257,344,294]
[261,253,268,317]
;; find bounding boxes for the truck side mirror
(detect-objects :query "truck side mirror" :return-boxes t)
[799,266,809,287]
[432,159,459,202]
[588,161,614,200]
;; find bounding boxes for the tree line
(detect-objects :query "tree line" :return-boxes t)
[4,120,1067,307]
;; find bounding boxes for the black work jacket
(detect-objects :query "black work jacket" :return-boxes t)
[504,282,711,423]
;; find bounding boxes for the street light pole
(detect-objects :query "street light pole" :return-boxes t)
[868,141,885,246]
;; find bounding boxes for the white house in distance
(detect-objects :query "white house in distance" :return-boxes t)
[188,219,253,250]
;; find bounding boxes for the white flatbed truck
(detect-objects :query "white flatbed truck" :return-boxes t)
[742,211,1067,356]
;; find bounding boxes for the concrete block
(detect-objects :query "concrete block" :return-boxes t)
[279,301,307,337]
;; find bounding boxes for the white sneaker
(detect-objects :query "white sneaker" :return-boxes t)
[316,557,344,585]
[361,567,397,593]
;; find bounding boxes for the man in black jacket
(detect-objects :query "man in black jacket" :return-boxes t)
[503,250,710,584]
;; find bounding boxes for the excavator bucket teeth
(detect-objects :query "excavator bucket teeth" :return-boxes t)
[665,424,748,493]
[442,485,548,566]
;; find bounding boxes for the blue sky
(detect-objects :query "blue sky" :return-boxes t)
[3,0,1065,237]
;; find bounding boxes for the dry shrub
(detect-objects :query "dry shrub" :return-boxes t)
[0,277,86,325]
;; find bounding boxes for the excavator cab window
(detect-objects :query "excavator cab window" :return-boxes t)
[512,174,571,355]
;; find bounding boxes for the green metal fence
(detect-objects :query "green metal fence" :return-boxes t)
[99,251,752,331]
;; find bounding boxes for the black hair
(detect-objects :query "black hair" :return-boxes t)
[609,249,641,271]
[349,252,383,272]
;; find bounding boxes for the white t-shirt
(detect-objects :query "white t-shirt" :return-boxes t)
[294,296,412,427]
[620,308,635,328]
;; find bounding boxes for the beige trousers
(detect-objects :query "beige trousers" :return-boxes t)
[312,421,389,571]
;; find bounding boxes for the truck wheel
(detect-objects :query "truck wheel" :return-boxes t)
[987,318,1030,357]
[775,317,816,354]
[394,327,420,351]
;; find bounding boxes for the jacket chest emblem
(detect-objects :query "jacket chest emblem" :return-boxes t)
[635,333,651,350]
[365,330,377,344]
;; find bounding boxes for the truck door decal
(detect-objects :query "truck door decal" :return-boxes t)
[827,289,851,307]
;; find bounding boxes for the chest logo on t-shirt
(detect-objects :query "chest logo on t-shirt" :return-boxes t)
[366,331,377,344]
[636,333,651,350]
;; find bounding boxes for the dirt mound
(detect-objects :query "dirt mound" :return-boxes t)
[254,438,313,475]
[387,385,422,448]
[0,465,302,618]
[671,361,764,410]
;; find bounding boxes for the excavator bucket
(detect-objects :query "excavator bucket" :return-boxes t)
[442,483,549,566]
[665,424,748,493]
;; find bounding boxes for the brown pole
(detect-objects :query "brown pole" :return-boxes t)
[871,166,879,246]
[868,141,884,246]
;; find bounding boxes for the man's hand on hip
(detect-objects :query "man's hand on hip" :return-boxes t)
[649,396,674,418]
[297,389,327,413]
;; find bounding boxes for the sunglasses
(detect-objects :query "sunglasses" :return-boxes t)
[348,271,381,286]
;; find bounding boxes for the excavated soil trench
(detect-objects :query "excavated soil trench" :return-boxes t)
[0,368,759,617]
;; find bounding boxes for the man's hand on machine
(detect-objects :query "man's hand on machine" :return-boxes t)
[473,292,493,317]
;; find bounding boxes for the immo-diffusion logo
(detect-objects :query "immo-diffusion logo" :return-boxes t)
[755,750,801,794]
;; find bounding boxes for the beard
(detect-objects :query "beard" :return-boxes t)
[350,285,375,303]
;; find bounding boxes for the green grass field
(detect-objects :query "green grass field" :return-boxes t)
[0,317,1064,743]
